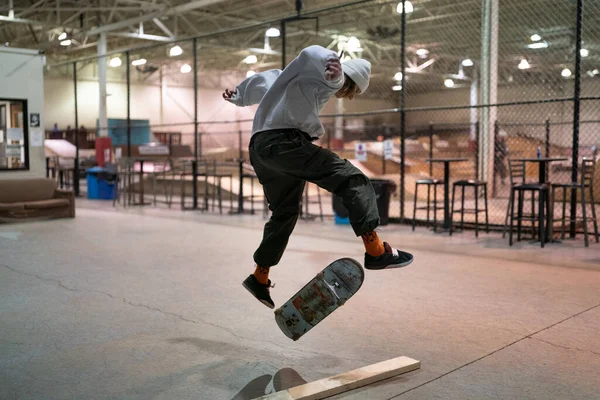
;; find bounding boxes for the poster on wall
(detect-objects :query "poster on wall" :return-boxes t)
[30,129,43,147]
[355,142,367,162]
[30,113,40,127]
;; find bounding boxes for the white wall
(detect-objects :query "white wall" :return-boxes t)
[0,48,45,180]
[43,77,398,149]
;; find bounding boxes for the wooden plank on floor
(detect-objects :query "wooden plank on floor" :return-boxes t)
[255,356,420,400]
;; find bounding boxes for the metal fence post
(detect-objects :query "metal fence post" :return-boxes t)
[126,51,131,158]
[399,0,407,221]
[73,62,80,196]
[193,38,199,209]
[571,0,583,238]
[429,123,434,176]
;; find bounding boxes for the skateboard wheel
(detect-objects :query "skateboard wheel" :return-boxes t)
[274,308,283,316]
[337,299,346,306]
[316,271,324,279]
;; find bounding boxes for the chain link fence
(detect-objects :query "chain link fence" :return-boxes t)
[45,0,598,240]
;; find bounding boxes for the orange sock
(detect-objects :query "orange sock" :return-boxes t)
[361,231,385,257]
[253,265,270,285]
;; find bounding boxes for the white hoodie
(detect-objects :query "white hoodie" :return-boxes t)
[226,45,344,139]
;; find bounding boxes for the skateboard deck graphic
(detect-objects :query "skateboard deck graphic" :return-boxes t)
[274,258,364,341]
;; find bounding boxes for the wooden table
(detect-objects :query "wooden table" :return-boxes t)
[426,158,469,230]
[515,157,568,184]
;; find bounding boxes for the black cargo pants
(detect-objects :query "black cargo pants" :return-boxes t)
[249,129,380,267]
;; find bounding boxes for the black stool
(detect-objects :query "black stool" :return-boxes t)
[300,183,324,221]
[412,178,445,232]
[503,159,539,239]
[509,182,550,248]
[450,180,489,236]
[551,157,598,247]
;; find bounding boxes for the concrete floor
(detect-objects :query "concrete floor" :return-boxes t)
[1,202,600,400]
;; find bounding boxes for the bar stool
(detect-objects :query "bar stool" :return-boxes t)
[507,160,550,248]
[412,178,444,232]
[551,157,598,247]
[503,159,538,239]
[300,183,324,221]
[450,179,489,236]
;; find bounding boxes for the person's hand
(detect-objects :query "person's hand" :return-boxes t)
[325,56,342,80]
[222,88,237,100]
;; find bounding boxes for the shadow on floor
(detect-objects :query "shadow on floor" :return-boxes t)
[230,374,273,400]
[230,367,308,400]
[272,367,308,391]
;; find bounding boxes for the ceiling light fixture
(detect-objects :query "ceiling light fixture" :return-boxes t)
[244,55,258,64]
[58,32,67,41]
[346,36,362,52]
[527,42,549,49]
[396,1,414,14]
[132,58,147,66]
[462,58,474,67]
[416,48,429,57]
[530,34,541,42]
[60,39,71,46]
[581,48,589,57]
[180,64,192,73]
[518,59,530,69]
[169,45,183,57]
[109,57,122,67]
[394,72,403,81]
[561,67,572,78]
[444,78,455,88]
[266,28,280,37]
[392,85,403,91]
[246,70,256,78]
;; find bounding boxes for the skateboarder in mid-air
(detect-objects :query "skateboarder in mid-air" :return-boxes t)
[223,45,414,309]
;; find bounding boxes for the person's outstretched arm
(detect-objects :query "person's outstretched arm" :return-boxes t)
[222,69,281,107]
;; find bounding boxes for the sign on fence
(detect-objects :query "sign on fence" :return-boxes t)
[384,139,394,160]
[355,142,367,161]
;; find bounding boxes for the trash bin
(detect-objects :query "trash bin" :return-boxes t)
[86,166,116,200]
[332,178,396,226]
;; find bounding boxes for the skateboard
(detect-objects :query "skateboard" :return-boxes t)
[274,258,364,341]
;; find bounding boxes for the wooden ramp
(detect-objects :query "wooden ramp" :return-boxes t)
[255,356,420,400]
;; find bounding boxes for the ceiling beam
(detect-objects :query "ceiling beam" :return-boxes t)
[86,0,227,36]
[109,32,175,42]
[153,18,175,38]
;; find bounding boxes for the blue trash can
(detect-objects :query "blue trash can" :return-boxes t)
[86,166,116,200]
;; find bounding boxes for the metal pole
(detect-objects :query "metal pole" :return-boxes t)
[281,20,286,70]
[399,0,407,220]
[429,123,433,176]
[97,33,108,137]
[382,141,386,175]
[571,0,583,238]
[193,38,199,209]
[545,118,550,181]
[73,62,80,196]
[492,120,498,197]
[475,121,480,181]
[126,51,131,157]
[545,119,550,157]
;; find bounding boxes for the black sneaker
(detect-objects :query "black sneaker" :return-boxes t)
[242,274,275,309]
[364,242,414,270]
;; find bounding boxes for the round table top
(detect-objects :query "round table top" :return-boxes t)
[515,157,569,162]
[426,158,469,163]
